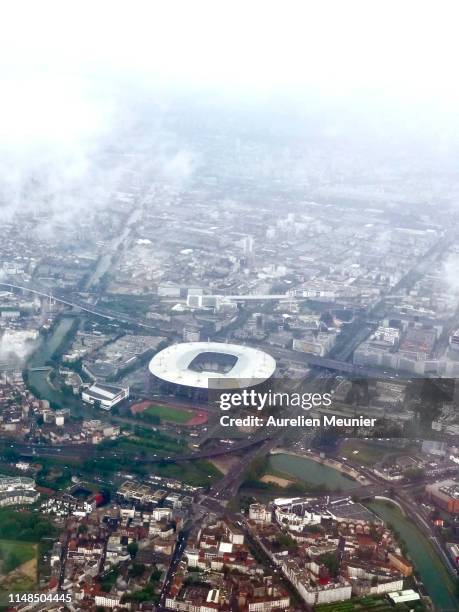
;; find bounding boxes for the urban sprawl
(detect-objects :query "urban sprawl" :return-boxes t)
[1,103,459,612]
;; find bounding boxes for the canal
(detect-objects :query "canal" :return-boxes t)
[368,500,458,612]
[26,316,83,413]
[268,453,360,491]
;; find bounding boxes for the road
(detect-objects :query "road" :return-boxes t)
[5,229,450,344]
[262,344,423,379]
[394,487,458,577]
[57,533,70,589]
[0,280,163,331]
[336,450,459,578]
[157,530,189,610]
[209,436,278,500]
[4,436,268,464]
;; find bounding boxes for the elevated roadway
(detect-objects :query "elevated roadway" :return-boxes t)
[0,281,161,331]
[263,344,424,379]
[8,436,268,464]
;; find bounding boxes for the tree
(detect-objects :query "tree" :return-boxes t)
[319,552,340,578]
[404,467,425,482]
[4,447,19,462]
[127,541,138,559]
[276,533,298,551]
[129,562,145,578]
[306,524,323,534]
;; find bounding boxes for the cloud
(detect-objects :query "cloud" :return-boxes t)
[0,73,114,219]
[1,0,459,229]
[0,330,38,365]
[3,1,459,108]
[0,71,199,230]
[161,150,198,186]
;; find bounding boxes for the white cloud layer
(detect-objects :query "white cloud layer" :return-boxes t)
[0,0,458,221]
[1,0,459,106]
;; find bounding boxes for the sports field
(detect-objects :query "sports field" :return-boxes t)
[145,404,193,423]
[131,401,209,426]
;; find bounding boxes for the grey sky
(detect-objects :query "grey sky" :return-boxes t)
[0,0,458,221]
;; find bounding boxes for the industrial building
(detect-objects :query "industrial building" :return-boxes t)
[82,382,129,410]
[426,479,459,513]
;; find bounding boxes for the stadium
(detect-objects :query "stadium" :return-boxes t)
[148,341,276,399]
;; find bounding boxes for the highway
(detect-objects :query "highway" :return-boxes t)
[209,435,279,500]
[5,436,268,464]
[262,344,424,379]
[0,281,163,331]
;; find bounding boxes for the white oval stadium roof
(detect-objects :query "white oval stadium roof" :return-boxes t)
[149,341,276,390]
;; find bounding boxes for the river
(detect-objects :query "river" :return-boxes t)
[265,456,458,609]
[268,453,360,491]
[368,500,458,612]
[27,206,142,406]
[27,317,82,411]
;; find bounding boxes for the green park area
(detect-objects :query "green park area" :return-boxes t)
[11,426,222,489]
[0,540,36,574]
[339,439,418,467]
[99,293,154,317]
[0,509,57,543]
[118,428,186,454]
[0,509,57,595]
[340,440,394,465]
[143,404,193,424]
[147,459,221,487]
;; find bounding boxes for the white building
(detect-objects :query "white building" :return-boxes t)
[249,503,272,524]
[82,382,129,410]
[94,595,122,608]
[0,475,39,507]
[282,558,352,605]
